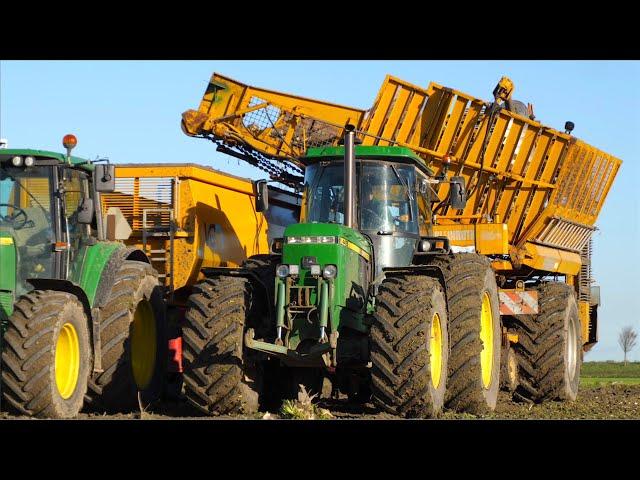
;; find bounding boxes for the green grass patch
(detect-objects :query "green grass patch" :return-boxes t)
[581,361,640,378]
[580,377,640,386]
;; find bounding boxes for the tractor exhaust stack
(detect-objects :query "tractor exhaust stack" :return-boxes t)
[343,124,356,229]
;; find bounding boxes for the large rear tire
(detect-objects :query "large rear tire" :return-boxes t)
[371,275,448,418]
[428,254,501,414]
[511,282,582,402]
[86,260,167,413]
[182,276,261,415]
[2,291,91,418]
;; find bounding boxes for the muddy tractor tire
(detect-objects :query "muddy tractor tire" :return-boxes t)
[371,274,449,418]
[242,254,278,337]
[428,253,502,414]
[2,290,91,418]
[86,260,167,413]
[182,276,261,415]
[512,282,582,403]
[500,344,519,393]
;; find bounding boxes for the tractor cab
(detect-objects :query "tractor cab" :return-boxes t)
[300,144,436,274]
[0,136,113,300]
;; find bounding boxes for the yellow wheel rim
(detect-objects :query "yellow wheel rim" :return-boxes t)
[55,323,80,399]
[131,300,157,390]
[480,292,494,389]
[430,313,443,389]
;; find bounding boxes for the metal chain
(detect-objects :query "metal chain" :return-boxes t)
[208,137,304,188]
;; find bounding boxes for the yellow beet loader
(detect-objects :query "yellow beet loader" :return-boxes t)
[173,71,620,417]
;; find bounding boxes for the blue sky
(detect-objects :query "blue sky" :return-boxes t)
[1,60,638,361]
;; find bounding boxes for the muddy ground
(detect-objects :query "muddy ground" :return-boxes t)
[2,383,640,420]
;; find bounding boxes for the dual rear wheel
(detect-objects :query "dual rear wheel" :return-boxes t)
[370,254,502,418]
[427,254,502,414]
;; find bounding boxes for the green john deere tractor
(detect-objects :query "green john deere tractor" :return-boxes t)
[0,136,166,419]
[181,126,503,418]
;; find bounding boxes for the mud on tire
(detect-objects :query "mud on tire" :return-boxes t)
[182,276,261,415]
[2,291,91,418]
[371,274,448,418]
[511,282,582,403]
[428,253,501,414]
[242,254,278,335]
[86,260,167,413]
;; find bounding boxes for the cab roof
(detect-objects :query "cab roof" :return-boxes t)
[0,149,93,170]
[303,145,434,176]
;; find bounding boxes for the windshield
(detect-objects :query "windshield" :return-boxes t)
[0,165,54,294]
[303,160,418,235]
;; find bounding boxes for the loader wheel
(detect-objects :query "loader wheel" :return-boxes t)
[86,260,166,412]
[183,276,261,415]
[370,275,448,418]
[512,283,582,403]
[428,254,501,413]
[1,291,91,418]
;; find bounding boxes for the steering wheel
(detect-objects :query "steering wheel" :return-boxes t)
[0,203,28,230]
[361,207,387,227]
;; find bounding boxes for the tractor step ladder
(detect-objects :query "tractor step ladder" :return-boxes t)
[142,208,175,298]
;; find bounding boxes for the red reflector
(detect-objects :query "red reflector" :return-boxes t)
[54,242,70,251]
[62,134,77,149]
[168,337,183,373]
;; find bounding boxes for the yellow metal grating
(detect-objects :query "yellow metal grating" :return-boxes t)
[182,72,622,254]
[101,177,174,232]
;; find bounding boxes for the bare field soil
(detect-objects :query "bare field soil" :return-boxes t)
[3,362,640,420]
[3,384,640,420]
[312,384,640,420]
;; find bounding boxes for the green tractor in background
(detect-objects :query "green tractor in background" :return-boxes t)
[0,135,166,419]
[182,126,502,418]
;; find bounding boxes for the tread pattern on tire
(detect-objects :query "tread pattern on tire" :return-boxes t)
[428,253,496,413]
[370,274,443,418]
[182,275,257,415]
[242,255,278,332]
[2,290,89,418]
[85,260,163,412]
[512,282,581,403]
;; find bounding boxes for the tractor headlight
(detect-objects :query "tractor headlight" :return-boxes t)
[11,156,23,166]
[289,264,299,276]
[276,264,290,278]
[310,264,321,276]
[418,239,432,252]
[24,156,35,167]
[286,236,338,244]
[322,264,338,279]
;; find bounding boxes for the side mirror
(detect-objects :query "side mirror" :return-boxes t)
[449,176,467,210]
[77,197,94,224]
[254,179,269,212]
[94,164,116,193]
